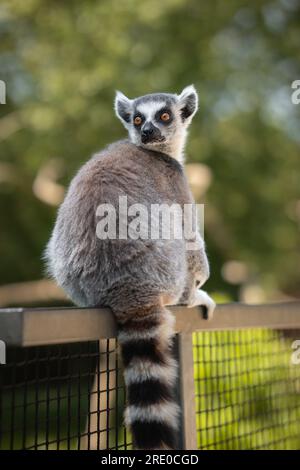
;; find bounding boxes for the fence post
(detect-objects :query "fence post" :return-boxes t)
[175,332,197,450]
[81,339,117,450]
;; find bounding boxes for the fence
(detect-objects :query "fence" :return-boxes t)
[0,302,300,450]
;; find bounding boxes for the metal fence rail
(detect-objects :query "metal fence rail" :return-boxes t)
[0,302,300,450]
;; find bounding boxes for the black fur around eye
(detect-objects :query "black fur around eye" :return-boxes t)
[134,116,142,126]
[155,108,173,124]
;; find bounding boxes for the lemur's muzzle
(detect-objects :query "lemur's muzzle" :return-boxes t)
[141,122,163,144]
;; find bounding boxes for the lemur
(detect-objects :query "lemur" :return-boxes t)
[45,85,215,450]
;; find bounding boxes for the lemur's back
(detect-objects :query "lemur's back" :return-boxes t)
[46,139,191,308]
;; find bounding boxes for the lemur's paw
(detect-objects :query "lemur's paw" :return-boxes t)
[188,289,216,320]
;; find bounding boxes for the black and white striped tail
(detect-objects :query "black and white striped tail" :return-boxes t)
[117,306,179,450]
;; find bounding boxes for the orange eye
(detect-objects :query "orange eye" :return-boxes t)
[134,116,142,126]
[161,112,170,122]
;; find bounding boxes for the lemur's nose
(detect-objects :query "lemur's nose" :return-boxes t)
[141,122,155,138]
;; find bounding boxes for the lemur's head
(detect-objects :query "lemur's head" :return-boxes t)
[114,85,198,163]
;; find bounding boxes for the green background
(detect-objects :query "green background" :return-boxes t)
[0,0,299,305]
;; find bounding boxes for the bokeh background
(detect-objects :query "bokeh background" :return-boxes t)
[0,0,300,307]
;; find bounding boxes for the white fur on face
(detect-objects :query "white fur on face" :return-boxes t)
[132,99,187,163]
[115,87,198,163]
[135,101,167,122]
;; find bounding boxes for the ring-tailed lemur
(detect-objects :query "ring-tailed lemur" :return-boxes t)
[45,85,215,450]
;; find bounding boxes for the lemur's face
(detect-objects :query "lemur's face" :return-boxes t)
[115,86,198,159]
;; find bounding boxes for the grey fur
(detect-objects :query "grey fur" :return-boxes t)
[45,87,214,449]
[45,139,210,311]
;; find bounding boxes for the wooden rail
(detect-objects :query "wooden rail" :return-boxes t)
[1,302,300,347]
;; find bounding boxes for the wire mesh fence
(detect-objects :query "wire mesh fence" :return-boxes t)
[0,340,132,450]
[194,329,300,450]
[1,328,300,450]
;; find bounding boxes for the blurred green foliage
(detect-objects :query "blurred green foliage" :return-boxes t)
[194,329,300,449]
[0,0,299,301]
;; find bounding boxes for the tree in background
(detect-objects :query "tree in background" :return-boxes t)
[0,0,299,305]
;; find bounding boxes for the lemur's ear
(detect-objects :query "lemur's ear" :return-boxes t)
[115,91,133,127]
[178,85,199,122]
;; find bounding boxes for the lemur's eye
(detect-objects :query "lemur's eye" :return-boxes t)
[160,112,170,122]
[134,116,142,126]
